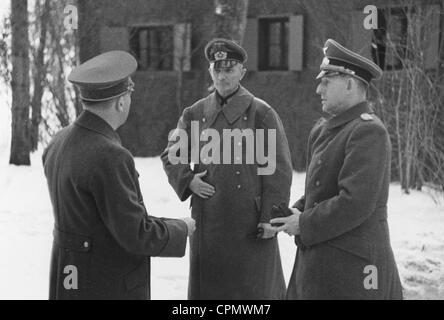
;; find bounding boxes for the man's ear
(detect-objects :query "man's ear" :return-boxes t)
[116,96,125,112]
[240,67,247,81]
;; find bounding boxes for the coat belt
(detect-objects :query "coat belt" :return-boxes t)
[53,227,92,252]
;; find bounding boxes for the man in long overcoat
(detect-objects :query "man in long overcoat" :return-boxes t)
[272,39,403,299]
[43,51,194,300]
[161,39,293,299]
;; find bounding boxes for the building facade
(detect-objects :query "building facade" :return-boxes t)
[78,0,441,171]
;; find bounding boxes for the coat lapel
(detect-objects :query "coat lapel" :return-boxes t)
[222,86,254,125]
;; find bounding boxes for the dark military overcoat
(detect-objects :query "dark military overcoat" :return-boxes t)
[288,102,403,300]
[161,86,293,299]
[43,110,188,300]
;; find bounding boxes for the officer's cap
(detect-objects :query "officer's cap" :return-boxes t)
[68,51,137,102]
[316,39,383,85]
[205,38,247,69]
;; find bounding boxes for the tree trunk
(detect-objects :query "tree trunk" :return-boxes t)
[10,0,30,165]
[30,0,51,151]
[213,0,249,43]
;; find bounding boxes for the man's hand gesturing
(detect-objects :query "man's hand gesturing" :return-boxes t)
[189,170,216,199]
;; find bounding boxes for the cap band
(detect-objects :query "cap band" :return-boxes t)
[80,78,133,102]
[326,58,373,84]
[209,50,243,62]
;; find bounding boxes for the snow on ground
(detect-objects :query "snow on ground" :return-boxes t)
[0,151,443,300]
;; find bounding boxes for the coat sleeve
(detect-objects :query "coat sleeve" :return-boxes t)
[299,121,390,247]
[258,108,293,223]
[91,148,188,257]
[160,107,195,201]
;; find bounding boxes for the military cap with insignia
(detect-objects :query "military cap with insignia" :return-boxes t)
[68,50,137,102]
[204,38,247,69]
[316,39,383,85]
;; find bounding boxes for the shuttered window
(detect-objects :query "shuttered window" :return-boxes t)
[127,23,191,72]
[258,17,289,70]
[243,15,303,71]
[130,26,174,71]
[372,8,408,70]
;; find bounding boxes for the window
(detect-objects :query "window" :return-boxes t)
[372,8,408,70]
[130,26,174,71]
[258,17,289,70]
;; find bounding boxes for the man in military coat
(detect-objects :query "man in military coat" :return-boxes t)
[271,39,403,299]
[161,39,293,299]
[43,51,195,300]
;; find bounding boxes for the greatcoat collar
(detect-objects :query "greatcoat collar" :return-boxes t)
[74,110,122,144]
[325,101,373,130]
[205,85,254,126]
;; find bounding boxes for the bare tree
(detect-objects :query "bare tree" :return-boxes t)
[10,0,30,165]
[30,0,50,151]
[214,0,249,43]
[374,3,444,196]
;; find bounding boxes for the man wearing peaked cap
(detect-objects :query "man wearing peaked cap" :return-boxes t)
[43,50,195,299]
[316,38,383,85]
[271,39,403,299]
[68,50,137,102]
[162,39,292,299]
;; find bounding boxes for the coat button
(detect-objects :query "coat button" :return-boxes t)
[83,241,89,248]
[243,116,247,121]
[237,184,241,189]
[236,171,240,175]
[315,180,320,187]
[202,118,206,123]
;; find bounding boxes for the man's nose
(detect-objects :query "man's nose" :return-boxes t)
[216,71,227,80]
[316,83,323,95]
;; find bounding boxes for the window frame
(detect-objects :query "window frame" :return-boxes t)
[258,16,290,71]
[371,7,410,71]
[129,24,175,72]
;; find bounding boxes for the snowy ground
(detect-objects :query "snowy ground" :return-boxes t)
[0,151,443,300]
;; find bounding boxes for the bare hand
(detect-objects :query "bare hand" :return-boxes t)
[181,217,196,237]
[257,223,277,239]
[270,208,301,236]
[189,170,215,199]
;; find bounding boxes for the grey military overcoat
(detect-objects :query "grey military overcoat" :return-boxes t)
[161,86,293,299]
[288,102,403,300]
[43,110,188,300]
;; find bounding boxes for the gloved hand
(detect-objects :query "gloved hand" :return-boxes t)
[256,223,277,240]
[270,203,293,227]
